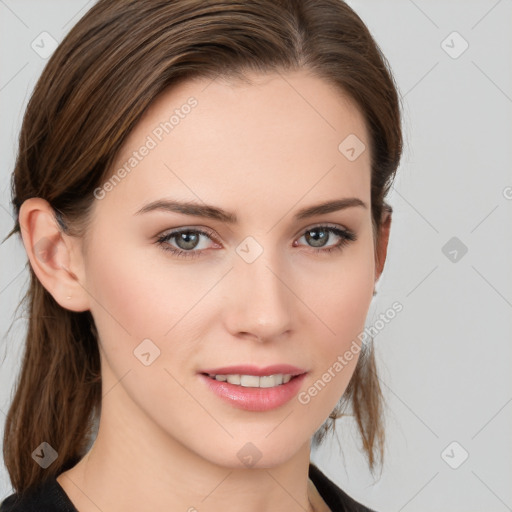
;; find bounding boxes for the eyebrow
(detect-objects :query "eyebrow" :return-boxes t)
[135,197,367,223]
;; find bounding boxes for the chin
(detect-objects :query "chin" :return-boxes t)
[191,431,310,471]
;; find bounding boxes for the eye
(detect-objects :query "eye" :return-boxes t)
[294,225,357,255]
[156,227,219,259]
[156,224,357,259]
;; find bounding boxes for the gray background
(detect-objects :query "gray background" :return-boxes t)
[1,1,511,511]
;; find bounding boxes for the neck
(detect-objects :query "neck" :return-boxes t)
[57,374,316,512]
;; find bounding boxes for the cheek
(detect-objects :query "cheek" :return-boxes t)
[295,235,375,417]
[82,240,205,427]
[82,234,221,371]
[304,233,375,349]
[84,230,178,333]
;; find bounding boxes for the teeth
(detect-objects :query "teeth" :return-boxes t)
[240,375,260,387]
[260,375,278,388]
[211,373,294,388]
[227,374,241,385]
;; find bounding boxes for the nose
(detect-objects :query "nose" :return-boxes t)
[223,247,293,343]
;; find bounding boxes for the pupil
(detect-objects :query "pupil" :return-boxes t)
[306,228,328,248]
[177,231,199,250]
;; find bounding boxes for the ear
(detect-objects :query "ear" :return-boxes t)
[18,198,90,312]
[374,205,392,284]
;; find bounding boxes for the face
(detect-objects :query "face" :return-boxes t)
[78,69,377,468]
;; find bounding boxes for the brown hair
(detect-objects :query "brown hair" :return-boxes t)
[3,0,402,495]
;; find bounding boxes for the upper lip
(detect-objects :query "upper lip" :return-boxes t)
[199,364,307,377]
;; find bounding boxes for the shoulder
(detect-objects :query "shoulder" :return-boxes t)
[0,476,77,512]
[309,463,377,512]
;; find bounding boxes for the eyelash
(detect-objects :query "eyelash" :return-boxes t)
[156,225,357,260]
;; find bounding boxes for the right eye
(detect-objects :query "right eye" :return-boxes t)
[156,227,220,259]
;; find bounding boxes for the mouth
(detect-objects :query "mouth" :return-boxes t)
[202,372,298,388]
[198,365,308,411]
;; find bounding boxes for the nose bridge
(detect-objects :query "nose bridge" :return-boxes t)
[226,238,293,340]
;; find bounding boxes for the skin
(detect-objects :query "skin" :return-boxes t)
[20,69,391,512]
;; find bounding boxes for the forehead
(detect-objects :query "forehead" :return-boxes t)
[98,70,371,222]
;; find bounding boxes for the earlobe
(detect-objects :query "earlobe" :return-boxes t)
[18,198,90,312]
[374,206,392,284]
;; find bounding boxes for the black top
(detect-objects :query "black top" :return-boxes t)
[0,463,375,512]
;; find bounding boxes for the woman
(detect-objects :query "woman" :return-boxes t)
[1,0,402,510]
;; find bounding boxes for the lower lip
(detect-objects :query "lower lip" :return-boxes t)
[199,373,307,412]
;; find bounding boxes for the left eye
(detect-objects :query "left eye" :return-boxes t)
[295,225,356,253]
[156,225,357,259]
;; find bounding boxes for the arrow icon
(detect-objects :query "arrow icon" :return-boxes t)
[237,441,263,466]
[440,31,468,59]
[31,442,58,468]
[442,237,468,263]
[134,339,160,366]
[236,237,263,263]
[441,441,469,469]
